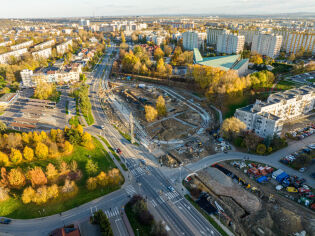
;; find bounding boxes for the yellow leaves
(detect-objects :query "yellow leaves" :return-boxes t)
[8,168,26,189]
[22,186,35,204]
[0,151,9,167]
[145,105,158,122]
[63,141,73,155]
[35,142,49,159]
[10,148,23,164]
[23,146,34,161]
[86,177,97,191]
[156,95,167,117]
[220,117,247,140]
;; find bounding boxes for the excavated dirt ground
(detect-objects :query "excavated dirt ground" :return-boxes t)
[190,163,315,236]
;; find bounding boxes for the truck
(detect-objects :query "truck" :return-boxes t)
[272,169,284,179]
[276,172,289,183]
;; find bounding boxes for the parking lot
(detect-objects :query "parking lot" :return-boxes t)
[287,71,315,85]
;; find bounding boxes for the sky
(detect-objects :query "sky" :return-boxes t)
[1,0,315,18]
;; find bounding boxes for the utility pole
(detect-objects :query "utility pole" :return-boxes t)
[130,112,135,144]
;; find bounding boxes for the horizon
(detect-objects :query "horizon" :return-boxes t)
[1,0,315,18]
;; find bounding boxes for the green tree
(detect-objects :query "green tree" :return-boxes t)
[86,159,99,176]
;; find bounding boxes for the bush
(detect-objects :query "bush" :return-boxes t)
[256,143,267,154]
[86,160,99,176]
[92,210,113,236]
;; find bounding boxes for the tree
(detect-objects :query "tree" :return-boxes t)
[46,163,59,183]
[81,132,92,148]
[163,45,172,57]
[156,95,167,117]
[121,32,126,43]
[156,58,166,74]
[0,122,6,133]
[10,148,23,164]
[63,141,74,154]
[97,171,109,187]
[288,53,295,62]
[8,168,26,189]
[86,160,99,176]
[86,177,98,190]
[0,187,10,202]
[35,142,49,159]
[256,143,267,154]
[220,117,246,140]
[59,161,70,175]
[145,105,158,122]
[244,132,262,152]
[22,186,35,204]
[154,47,164,61]
[23,146,34,161]
[22,132,30,144]
[251,54,263,64]
[151,221,168,236]
[28,166,47,187]
[0,152,9,166]
[47,184,59,200]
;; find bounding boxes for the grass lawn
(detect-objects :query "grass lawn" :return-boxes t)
[69,116,81,126]
[125,203,152,236]
[83,110,95,126]
[184,195,229,236]
[98,135,128,171]
[223,94,250,118]
[0,137,123,219]
[275,80,298,90]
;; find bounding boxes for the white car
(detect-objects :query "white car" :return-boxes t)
[299,168,306,173]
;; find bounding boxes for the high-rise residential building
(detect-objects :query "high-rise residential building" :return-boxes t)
[216,33,245,54]
[183,31,206,50]
[10,40,33,51]
[0,48,28,64]
[80,19,90,26]
[286,32,315,55]
[206,28,226,44]
[238,29,261,44]
[251,34,282,58]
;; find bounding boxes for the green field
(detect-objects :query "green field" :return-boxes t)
[0,137,123,219]
[275,80,298,90]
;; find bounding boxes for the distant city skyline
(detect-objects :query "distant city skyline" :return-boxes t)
[1,0,315,18]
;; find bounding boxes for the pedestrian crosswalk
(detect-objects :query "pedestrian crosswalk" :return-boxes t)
[125,185,137,196]
[150,199,157,208]
[165,191,180,200]
[157,195,165,204]
[130,167,145,177]
[104,207,120,218]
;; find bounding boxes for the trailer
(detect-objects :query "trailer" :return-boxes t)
[276,172,289,183]
[272,169,284,179]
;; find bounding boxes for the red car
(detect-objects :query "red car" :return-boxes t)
[116,148,122,154]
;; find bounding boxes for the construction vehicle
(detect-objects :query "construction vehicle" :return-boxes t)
[286,187,298,193]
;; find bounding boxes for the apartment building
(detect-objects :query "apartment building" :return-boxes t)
[0,41,11,47]
[251,34,282,58]
[21,64,81,87]
[206,28,225,44]
[151,35,165,46]
[80,19,90,26]
[235,86,315,138]
[183,31,207,50]
[56,39,72,54]
[32,47,52,59]
[238,29,261,44]
[0,48,28,64]
[34,40,54,51]
[286,32,315,55]
[216,32,245,54]
[10,40,33,50]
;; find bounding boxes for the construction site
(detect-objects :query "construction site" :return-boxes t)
[184,161,315,236]
[101,81,217,166]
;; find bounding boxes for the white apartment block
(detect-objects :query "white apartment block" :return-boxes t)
[80,19,90,26]
[272,29,291,50]
[0,48,28,64]
[286,33,315,55]
[216,33,245,54]
[206,28,225,44]
[238,29,260,44]
[34,40,54,51]
[151,36,165,46]
[20,67,80,87]
[183,31,206,51]
[10,40,33,50]
[62,29,73,34]
[251,34,282,58]
[235,86,315,138]
[0,41,11,47]
[32,48,52,59]
[56,39,73,54]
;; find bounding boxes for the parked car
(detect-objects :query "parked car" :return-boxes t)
[168,186,175,192]
[116,148,122,154]
[299,168,306,173]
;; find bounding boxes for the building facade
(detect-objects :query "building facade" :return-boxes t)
[183,31,206,50]
[286,32,315,55]
[56,39,73,55]
[206,28,225,44]
[235,86,315,138]
[32,47,52,59]
[34,40,54,51]
[0,48,28,64]
[216,33,245,54]
[251,34,282,58]
[10,40,33,50]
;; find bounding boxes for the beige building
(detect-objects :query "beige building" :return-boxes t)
[32,47,52,59]
[34,40,55,51]
[0,48,28,64]
[56,39,73,55]
[286,32,315,55]
[10,40,33,50]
